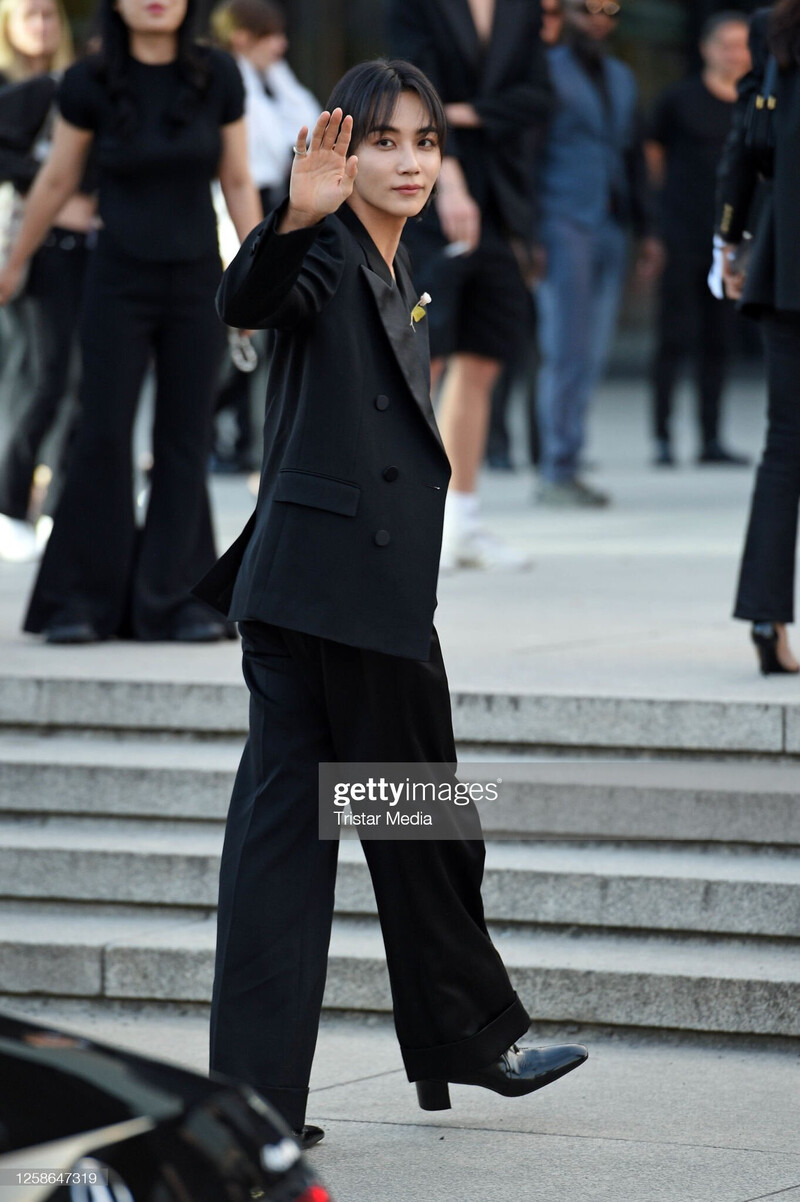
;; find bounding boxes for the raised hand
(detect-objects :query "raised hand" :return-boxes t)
[279,108,358,232]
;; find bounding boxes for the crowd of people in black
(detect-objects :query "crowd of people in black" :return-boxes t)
[0,0,797,672]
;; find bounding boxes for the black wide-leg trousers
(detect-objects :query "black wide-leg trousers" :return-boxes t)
[734,312,800,623]
[23,239,224,639]
[210,620,530,1130]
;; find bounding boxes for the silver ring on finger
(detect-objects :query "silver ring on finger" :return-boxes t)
[293,146,309,156]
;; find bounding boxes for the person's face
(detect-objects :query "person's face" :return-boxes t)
[114,0,188,37]
[702,22,751,81]
[6,0,61,59]
[541,0,562,45]
[248,30,288,70]
[351,91,442,222]
[565,0,619,41]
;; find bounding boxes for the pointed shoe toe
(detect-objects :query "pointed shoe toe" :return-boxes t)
[415,1041,588,1110]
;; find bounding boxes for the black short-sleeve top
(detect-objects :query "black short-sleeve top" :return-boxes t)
[58,48,244,261]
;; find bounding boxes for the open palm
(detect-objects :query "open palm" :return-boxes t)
[289,108,358,221]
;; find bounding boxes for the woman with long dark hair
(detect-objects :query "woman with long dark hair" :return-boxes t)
[0,0,261,641]
[718,0,800,674]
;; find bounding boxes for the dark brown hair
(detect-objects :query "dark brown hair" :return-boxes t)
[326,59,446,154]
[769,0,800,68]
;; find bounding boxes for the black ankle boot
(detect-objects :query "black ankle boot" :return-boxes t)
[415,1041,588,1111]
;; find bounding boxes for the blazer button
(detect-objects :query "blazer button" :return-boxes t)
[374,530,391,547]
[375,395,390,411]
[382,466,399,482]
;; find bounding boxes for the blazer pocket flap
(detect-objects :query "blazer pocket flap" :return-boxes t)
[274,470,361,516]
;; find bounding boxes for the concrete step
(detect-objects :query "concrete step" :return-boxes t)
[2,674,800,754]
[2,735,800,844]
[2,820,799,938]
[2,903,798,1038]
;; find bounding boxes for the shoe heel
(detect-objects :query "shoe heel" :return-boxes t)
[416,1079,451,1111]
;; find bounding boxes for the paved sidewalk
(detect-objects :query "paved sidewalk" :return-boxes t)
[1,376,796,704]
[5,999,800,1202]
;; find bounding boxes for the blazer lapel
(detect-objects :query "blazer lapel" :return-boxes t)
[335,205,445,453]
[361,264,445,453]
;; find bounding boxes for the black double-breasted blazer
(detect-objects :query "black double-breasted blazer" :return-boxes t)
[716,7,800,315]
[387,0,552,239]
[193,203,452,660]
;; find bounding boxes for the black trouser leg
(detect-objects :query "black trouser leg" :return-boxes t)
[306,627,528,1080]
[651,249,698,444]
[210,623,339,1131]
[23,246,152,635]
[697,270,733,447]
[734,313,800,623]
[132,255,223,637]
[0,236,88,520]
[210,623,530,1129]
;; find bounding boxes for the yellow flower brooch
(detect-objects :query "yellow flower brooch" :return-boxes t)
[410,292,431,328]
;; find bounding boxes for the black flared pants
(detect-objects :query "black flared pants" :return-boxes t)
[23,238,224,638]
[735,312,800,623]
[209,621,530,1130]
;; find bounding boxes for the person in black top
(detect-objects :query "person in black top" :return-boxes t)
[0,72,96,563]
[0,0,262,642]
[387,0,552,571]
[646,11,752,467]
[718,1,800,676]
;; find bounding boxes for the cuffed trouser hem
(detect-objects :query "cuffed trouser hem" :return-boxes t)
[249,1084,309,1132]
[400,994,531,1082]
[733,607,795,624]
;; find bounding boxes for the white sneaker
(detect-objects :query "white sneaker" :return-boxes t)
[0,513,41,562]
[441,523,533,572]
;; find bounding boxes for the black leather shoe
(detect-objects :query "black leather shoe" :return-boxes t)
[698,441,750,466]
[293,1124,325,1150]
[416,1042,588,1111]
[44,620,101,645]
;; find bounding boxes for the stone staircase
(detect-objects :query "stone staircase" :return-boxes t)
[1,675,799,1039]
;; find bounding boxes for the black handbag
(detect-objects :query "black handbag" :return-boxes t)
[743,55,779,177]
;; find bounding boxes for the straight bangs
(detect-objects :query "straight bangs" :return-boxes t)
[326,59,446,153]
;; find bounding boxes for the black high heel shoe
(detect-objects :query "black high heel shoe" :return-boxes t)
[415,1041,588,1111]
[751,623,800,676]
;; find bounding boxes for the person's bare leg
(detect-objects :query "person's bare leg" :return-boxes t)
[430,356,447,398]
[435,353,531,571]
[775,624,799,671]
[436,353,502,492]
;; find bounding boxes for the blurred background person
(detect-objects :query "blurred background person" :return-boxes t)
[718,0,800,676]
[388,0,552,570]
[0,0,262,643]
[0,0,73,410]
[210,0,318,475]
[211,0,317,222]
[534,0,661,509]
[647,10,752,469]
[485,0,562,475]
[0,0,96,563]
